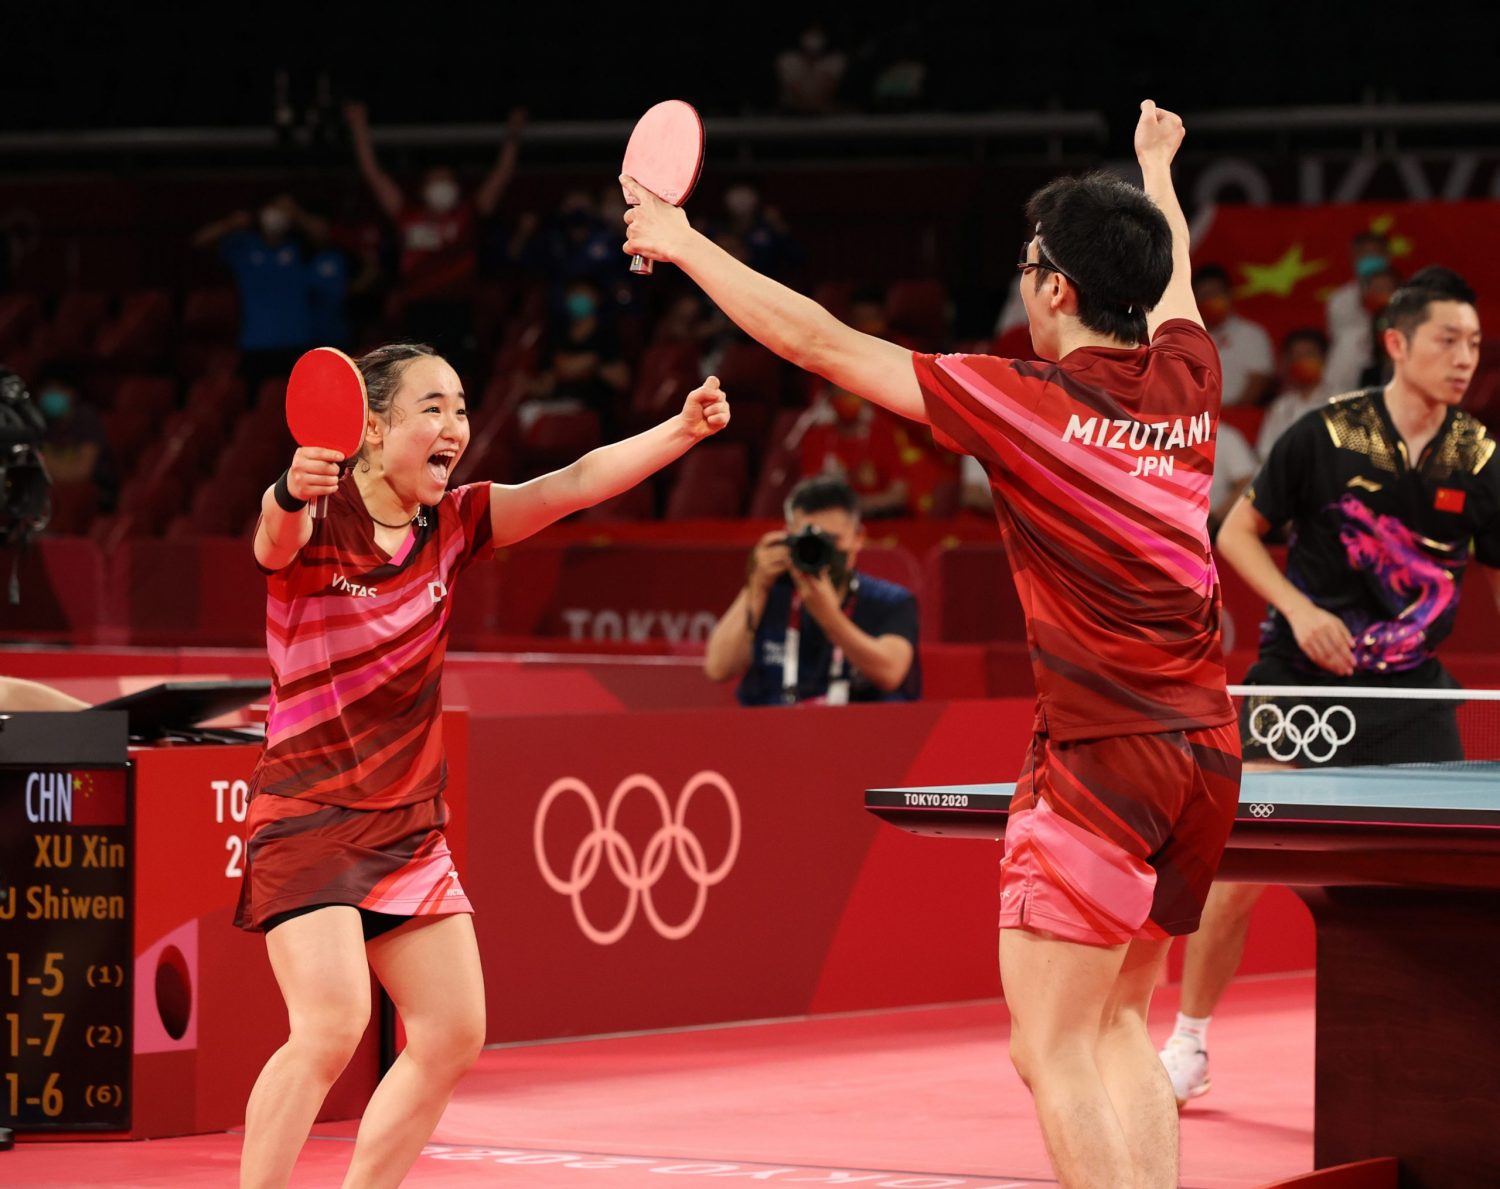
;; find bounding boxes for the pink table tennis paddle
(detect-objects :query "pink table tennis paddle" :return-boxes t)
[621,99,704,276]
[285,347,368,519]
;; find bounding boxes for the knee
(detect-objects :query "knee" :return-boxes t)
[406,1007,485,1080]
[288,1002,371,1082]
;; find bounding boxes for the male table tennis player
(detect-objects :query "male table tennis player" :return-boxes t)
[1161,266,1495,1104]
[625,99,1236,1188]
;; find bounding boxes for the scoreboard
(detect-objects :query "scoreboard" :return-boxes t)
[1,714,132,1133]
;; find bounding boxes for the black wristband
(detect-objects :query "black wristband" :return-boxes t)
[274,470,308,513]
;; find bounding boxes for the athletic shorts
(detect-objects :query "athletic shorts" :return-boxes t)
[999,722,1242,947]
[1238,655,1463,767]
[234,792,473,933]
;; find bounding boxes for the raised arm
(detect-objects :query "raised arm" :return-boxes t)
[1135,100,1200,337]
[621,177,927,425]
[475,108,526,217]
[345,102,404,221]
[193,209,252,249]
[487,377,729,547]
[253,447,343,572]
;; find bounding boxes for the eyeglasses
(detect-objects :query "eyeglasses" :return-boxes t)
[1017,237,1075,286]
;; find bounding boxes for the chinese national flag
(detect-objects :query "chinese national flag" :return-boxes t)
[1435,488,1466,514]
[1192,200,1500,348]
[69,769,128,826]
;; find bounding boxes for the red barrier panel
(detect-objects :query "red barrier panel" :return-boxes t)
[114,538,266,648]
[1,537,113,645]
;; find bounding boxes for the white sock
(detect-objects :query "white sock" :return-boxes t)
[1172,1012,1211,1047]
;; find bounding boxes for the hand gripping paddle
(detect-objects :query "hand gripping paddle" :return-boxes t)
[621,99,704,276]
[285,347,368,519]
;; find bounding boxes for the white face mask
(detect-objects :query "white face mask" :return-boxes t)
[260,207,291,238]
[724,188,758,219]
[424,180,461,214]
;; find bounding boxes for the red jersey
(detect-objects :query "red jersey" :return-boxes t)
[912,319,1234,740]
[251,477,495,810]
[396,202,478,301]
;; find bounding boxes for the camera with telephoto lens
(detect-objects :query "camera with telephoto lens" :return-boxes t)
[785,525,837,575]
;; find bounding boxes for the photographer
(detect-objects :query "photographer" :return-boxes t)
[705,475,920,705]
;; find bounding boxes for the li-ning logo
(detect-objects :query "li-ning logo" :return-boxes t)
[1248,803,1276,818]
[534,772,741,945]
[1248,702,1356,764]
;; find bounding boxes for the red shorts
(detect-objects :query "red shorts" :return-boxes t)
[999,722,1241,947]
[234,793,473,933]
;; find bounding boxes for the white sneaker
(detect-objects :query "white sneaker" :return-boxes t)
[1159,1036,1210,1106]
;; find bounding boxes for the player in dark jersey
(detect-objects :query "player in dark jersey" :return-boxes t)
[624,99,1236,1188]
[239,343,729,1187]
[1160,266,1492,1105]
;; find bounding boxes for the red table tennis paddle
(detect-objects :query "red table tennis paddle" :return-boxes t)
[621,99,704,276]
[285,347,368,519]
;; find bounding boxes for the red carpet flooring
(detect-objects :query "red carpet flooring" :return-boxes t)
[5,973,1313,1188]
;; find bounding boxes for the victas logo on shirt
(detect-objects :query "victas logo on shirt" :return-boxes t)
[330,573,379,598]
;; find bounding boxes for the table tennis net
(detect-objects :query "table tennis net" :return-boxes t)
[1228,683,1500,768]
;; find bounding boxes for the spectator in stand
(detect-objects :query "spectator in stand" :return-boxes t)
[1256,328,1335,457]
[520,278,629,439]
[1193,264,1274,406]
[709,183,803,282]
[795,382,909,518]
[776,23,847,115]
[1326,263,1402,393]
[1208,421,1257,539]
[705,475,920,705]
[33,364,118,514]
[1325,230,1391,345]
[194,194,330,392]
[346,101,524,374]
[510,190,622,294]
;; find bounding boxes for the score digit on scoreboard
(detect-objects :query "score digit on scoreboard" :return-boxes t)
[1,765,132,1132]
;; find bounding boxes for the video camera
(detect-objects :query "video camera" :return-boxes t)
[0,368,53,597]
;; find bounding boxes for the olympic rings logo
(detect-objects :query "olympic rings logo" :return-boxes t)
[1248,702,1356,764]
[533,771,741,946]
[1248,803,1276,818]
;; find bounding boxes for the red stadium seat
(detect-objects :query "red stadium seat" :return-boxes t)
[748,409,807,519]
[886,279,950,347]
[95,289,174,368]
[520,408,602,473]
[46,292,111,360]
[45,482,100,536]
[104,405,155,461]
[580,482,656,522]
[712,340,785,405]
[811,280,853,321]
[629,340,701,428]
[0,293,43,356]
[1220,403,1265,446]
[181,287,239,341]
[664,443,748,519]
[114,375,177,419]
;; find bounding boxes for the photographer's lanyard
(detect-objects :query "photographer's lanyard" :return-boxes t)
[782,576,859,706]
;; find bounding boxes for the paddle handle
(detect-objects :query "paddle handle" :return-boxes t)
[311,494,330,519]
[630,254,655,276]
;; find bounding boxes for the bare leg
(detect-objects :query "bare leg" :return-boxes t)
[341,914,485,1189]
[1176,758,1285,1019]
[1000,927,1136,1189]
[1178,880,1264,1017]
[1097,938,1177,1187]
[241,908,372,1189]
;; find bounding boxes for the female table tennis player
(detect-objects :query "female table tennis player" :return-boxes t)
[235,342,729,1187]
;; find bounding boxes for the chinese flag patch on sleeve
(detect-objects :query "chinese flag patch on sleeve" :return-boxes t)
[1434,487,1466,514]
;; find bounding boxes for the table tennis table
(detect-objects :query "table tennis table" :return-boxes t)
[866,764,1500,1188]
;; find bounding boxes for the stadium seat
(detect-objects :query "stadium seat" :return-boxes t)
[886,279,949,347]
[747,409,807,519]
[45,291,111,361]
[520,408,602,473]
[664,443,748,519]
[103,404,155,461]
[629,339,701,427]
[811,280,853,321]
[580,482,656,522]
[114,374,177,419]
[712,340,785,405]
[45,482,99,536]
[95,289,173,368]
[181,287,239,341]
[0,293,42,357]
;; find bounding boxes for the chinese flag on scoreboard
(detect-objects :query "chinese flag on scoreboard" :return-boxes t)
[69,769,129,827]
